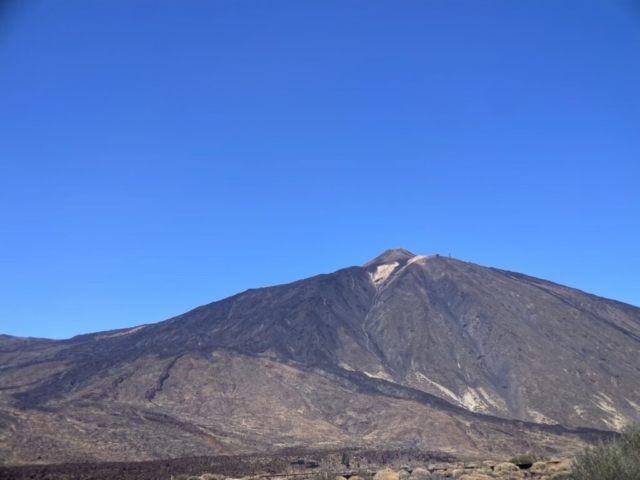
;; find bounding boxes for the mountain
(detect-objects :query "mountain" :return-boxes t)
[1,249,638,465]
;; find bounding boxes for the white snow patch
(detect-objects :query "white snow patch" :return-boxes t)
[407,255,429,266]
[461,389,488,412]
[363,370,395,382]
[339,362,354,371]
[594,394,627,430]
[527,408,556,425]
[574,405,586,417]
[414,372,460,403]
[626,398,640,412]
[413,373,490,413]
[97,325,146,339]
[477,387,508,412]
[368,262,399,286]
[599,393,614,403]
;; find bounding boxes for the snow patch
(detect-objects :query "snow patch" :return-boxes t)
[594,394,627,430]
[527,408,556,425]
[97,325,146,339]
[363,370,395,382]
[461,389,488,412]
[368,262,399,286]
[413,373,490,413]
[414,372,460,403]
[626,398,640,412]
[407,255,429,266]
[477,387,508,412]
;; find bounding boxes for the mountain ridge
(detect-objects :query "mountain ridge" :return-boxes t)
[1,249,639,464]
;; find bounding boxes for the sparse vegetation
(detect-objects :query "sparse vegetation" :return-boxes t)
[355,470,374,480]
[310,472,331,480]
[493,462,519,474]
[373,468,399,480]
[569,425,640,480]
[529,461,548,474]
[508,453,547,464]
[410,467,430,479]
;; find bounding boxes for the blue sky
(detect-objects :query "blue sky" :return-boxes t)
[1,0,639,339]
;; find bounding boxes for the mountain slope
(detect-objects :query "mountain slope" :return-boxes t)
[1,250,638,464]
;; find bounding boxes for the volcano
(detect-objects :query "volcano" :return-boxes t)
[1,249,638,464]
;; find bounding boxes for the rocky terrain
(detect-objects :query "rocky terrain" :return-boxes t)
[0,449,578,480]
[1,249,638,465]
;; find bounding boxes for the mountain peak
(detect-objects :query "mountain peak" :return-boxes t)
[3,246,639,465]
[363,248,416,267]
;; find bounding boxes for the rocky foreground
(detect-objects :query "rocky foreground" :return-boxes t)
[3,251,637,464]
[357,460,575,480]
[180,459,576,480]
[0,452,577,480]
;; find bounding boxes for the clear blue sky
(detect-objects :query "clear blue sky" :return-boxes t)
[1,1,639,339]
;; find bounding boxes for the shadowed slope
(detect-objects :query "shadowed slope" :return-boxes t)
[1,250,638,464]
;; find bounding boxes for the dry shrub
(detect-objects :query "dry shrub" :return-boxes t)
[410,467,430,480]
[529,461,548,474]
[494,462,519,474]
[508,454,547,465]
[354,473,373,480]
[373,469,400,480]
[570,425,640,480]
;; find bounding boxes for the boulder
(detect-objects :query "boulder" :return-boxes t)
[374,469,400,480]
[529,461,548,474]
[494,463,519,475]
[474,469,493,476]
[410,467,431,480]
[549,459,573,473]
